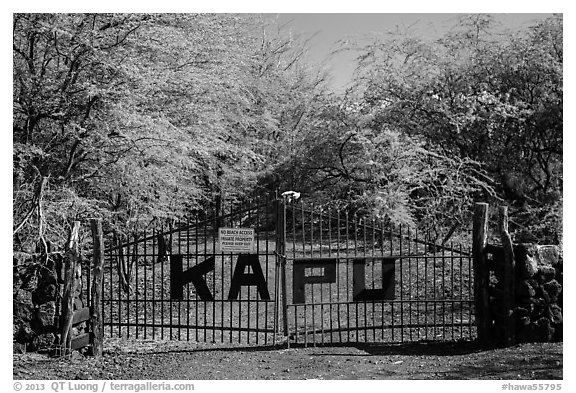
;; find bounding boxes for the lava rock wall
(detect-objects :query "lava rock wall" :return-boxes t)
[513,244,563,343]
[488,244,562,345]
[13,252,87,353]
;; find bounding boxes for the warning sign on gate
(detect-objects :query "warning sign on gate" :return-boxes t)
[218,227,255,253]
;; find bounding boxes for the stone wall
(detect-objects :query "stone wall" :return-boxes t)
[488,244,562,345]
[514,244,563,342]
[13,252,87,353]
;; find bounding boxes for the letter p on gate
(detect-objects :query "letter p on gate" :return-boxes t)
[292,259,336,304]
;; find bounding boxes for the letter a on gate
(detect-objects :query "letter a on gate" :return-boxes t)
[228,254,271,300]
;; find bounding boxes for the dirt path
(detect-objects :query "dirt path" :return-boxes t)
[13,340,562,380]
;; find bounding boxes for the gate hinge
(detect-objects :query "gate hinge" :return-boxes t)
[273,251,287,263]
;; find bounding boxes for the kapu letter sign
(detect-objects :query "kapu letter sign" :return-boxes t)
[219,227,255,253]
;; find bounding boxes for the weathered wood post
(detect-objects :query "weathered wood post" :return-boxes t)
[473,203,491,345]
[498,206,516,346]
[90,219,105,357]
[60,221,80,355]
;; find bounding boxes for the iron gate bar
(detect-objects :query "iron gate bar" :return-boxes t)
[103,299,275,304]
[135,234,139,339]
[400,224,404,343]
[144,229,148,339]
[169,229,174,339]
[372,218,377,341]
[211,212,216,343]
[442,242,454,339]
[408,226,412,341]
[281,254,469,261]
[389,224,395,342]
[424,229,429,340]
[266,199,273,343]
[118,235,123,338]
[302,203,307,346]
[101,197,474,346]
[112,235,118,338]
[195,214,199,342]
[241,201,246,343]
[201,217,206,342]
[255,199,259,344]
[362,218,367,342]
[285,207,471,253]
[345,211,350,343]
[416,228,420,340]
[281,202,289,344]
[127,235,132,338]
[235,204,241,344]
[286,317,474,332]
[381,219,386,341]
[444,241,448,340]
[452,244,457,340]
[104,202,272,254]
[319,208,324,345]
[336,209,342,343]
[468,243,474,339]
[186,218,191,341]
[311,204,316,346]
[177,224,182,340]
[159,226,164,340]
[228,201,232,343]
[151,229,156,339]
[460,244,465,340]
[285,205,471,257]
[285,318,472,335]
[105,322,275,333]
[328,208,333,344]
[353,215,358,343]
[432,228,437,339]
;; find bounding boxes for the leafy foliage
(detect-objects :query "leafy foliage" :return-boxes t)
[13,13,329,251]
[342,14,562,242]
[13,13,562,253]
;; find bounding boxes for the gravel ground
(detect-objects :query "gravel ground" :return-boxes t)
[13,339,562,380]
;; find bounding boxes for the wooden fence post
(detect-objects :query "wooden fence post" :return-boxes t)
[60,221,80,355]
[473,203,491,345]
[90,219,105,357]
[498,206,516,346]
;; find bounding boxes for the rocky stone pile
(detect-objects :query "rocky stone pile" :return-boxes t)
[513,244,563,343]
[488,244,562,345]
[13,252,87,353]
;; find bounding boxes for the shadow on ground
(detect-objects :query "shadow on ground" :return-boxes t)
[135,339,483,356]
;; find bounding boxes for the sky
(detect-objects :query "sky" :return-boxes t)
[272,13,554,93]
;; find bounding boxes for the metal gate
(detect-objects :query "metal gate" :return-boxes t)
[280,201,476,346]
[101,196,475,345]
[102,196,281,344]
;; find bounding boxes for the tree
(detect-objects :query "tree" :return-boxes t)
[344,14,562,242]
[13,13,333,253]
[264,96,494,239]
[13,13,154,251]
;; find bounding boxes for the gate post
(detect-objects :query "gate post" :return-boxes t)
[473,203,491,346]
[60,221,80,355]
[498,206,516,346]
[90,219,105,357]
[275,197,289,345]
